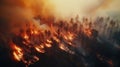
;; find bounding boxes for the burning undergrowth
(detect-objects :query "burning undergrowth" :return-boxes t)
[10,18,92,66]
[0,16,118,67]
[0,0,120,67]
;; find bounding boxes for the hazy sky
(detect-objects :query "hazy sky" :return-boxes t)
[0,0,120,20]
[50,0,120,18]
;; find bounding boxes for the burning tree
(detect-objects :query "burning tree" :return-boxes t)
[0,15,120,67]
[7,16,100,66]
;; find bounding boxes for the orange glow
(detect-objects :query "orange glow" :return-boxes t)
[59,44,66,51]
[23,34,29,39]
[53,36,60,43]
[63,32,74,41]
[3,0,119,66]
[59,43,70,52]
[47,39,52,43]
[39,44,45,49]
[59,44,74,54]
[13,45,23,61]
[31,30,38,34]
[35,47,45,53]
[83,28,92,37]
[33,56,39,61]
[34,31,38,34]
[8,12,98,65]
[45,43,52,48]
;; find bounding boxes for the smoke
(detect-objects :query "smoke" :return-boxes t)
[0,0,120,66]
[0,0,55,48]
[0,0,55,33]
[0,0,117,32]
[0,0,119,47]
[50,0,114,19]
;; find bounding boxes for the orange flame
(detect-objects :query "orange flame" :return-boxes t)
[13,45,23,61]
[35,46,45,53]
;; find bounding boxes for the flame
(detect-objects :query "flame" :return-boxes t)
[53,36,60,43]
[45,43,52,48]
[23,34,29,40]
[47,39,52,43]
[59,44,67,51]
[9,16,95,66]
[63,32,74,41]
[35,46,45,53]
[59,44,74,54]
[83,28,92,37]
[1,0,119,67]
[33,56,39,62]
[13,45,23,61]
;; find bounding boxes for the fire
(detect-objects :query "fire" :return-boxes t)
[53,36,60,43]
[9,16,96,66]
[59,44,74,54]
[33,56,39,62]
[63,32,74,41]
[1,0,119,67]
[23,34,29,40]
[47,39,52,43]
[83,28,92,37]
[13,45,23,61]
[59,44,68,51]
[31,30,39,35]
[35,46,45,53]
[45,43,52,48]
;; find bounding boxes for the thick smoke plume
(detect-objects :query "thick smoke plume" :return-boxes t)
[0,0,54,41]
[0,0,55,44]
